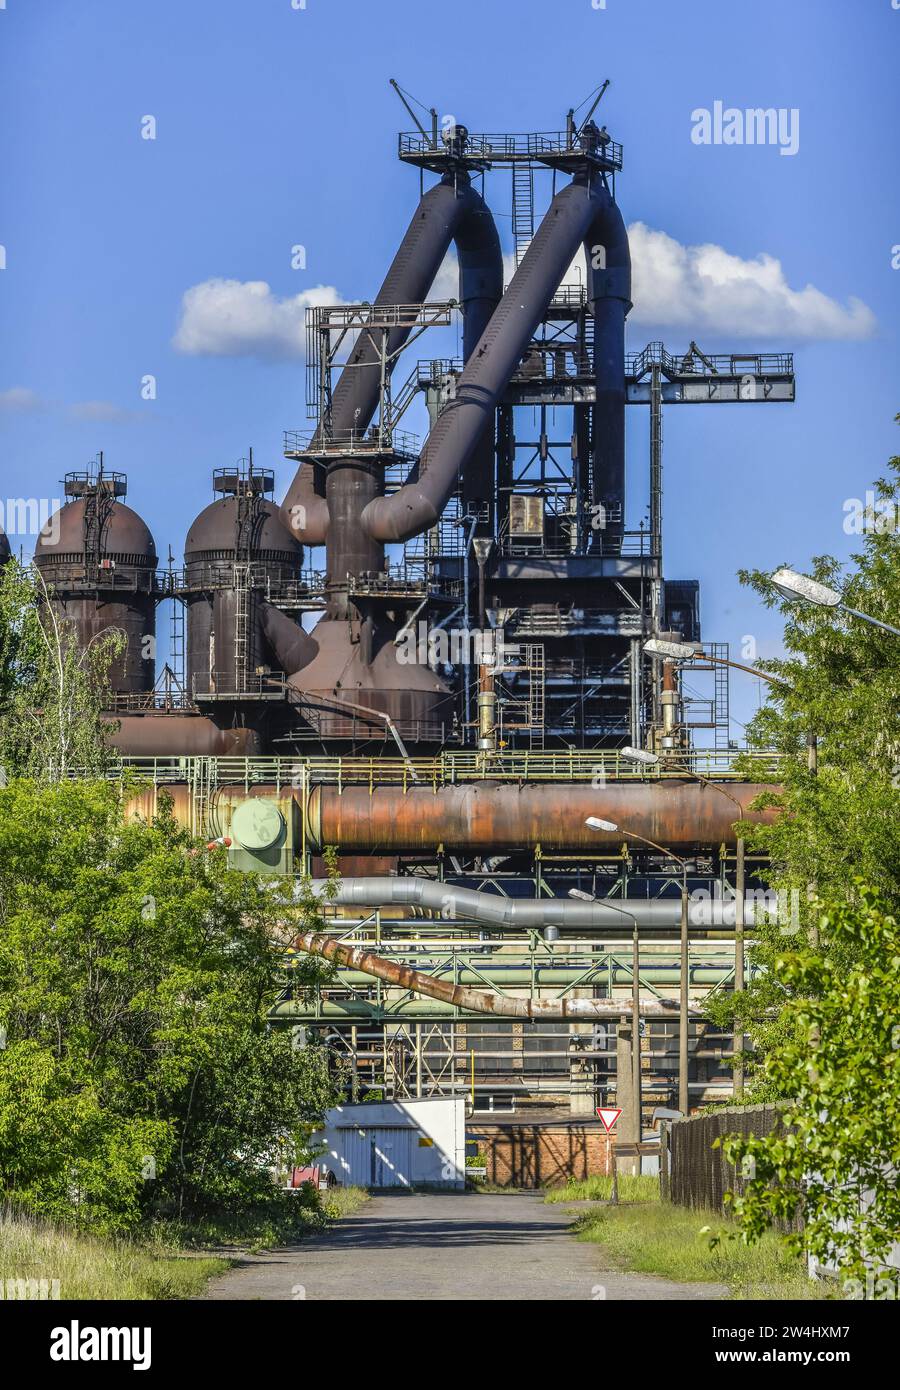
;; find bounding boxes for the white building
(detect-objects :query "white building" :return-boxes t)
[313,1097,466,1190]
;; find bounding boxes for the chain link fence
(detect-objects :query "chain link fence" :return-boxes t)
[661,1103,802,1231]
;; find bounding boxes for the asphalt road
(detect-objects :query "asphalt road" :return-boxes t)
[202,1192,727,1301]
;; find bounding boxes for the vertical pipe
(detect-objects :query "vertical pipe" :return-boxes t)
[650,361,663,564]
[629,637,641,746]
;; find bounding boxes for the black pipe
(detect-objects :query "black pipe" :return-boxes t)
[280,173,502,541]
[584,194,631,546]
[362,175,630,544]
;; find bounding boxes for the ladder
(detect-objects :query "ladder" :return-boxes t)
[191,757,215,839]
[526,643,546,749]
[512,164,535,269]
[711,642,731,750]
[233,562,250,692]
[170,595,186,693]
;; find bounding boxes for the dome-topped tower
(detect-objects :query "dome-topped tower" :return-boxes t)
[33,464,160,695]
[182,462,303,696]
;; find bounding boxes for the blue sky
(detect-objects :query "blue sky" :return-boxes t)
[1,0,898,736]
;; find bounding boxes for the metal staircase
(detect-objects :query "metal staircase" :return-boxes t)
[512,164,535,269]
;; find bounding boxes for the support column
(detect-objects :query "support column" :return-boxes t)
[734,837,745,1098]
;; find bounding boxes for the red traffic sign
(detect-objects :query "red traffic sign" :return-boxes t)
[596,1107,622,1133]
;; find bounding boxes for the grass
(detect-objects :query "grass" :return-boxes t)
[0,1210,229,1301]
[544,1174,659,1204]
[320,1185,369,1220]
[567,1200,828,1301]
[0,1187,369,1299]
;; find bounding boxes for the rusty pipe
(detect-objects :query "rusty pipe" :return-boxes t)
[107,714,262,757]
[293,930,689,1020]
[302,780,774,854]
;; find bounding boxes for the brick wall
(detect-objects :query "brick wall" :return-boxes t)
[468,1121,612,1188]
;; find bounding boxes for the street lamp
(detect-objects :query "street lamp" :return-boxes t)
[620,744,747,1095]
[642,636,787,687]
[585,816,691,1118]
[769,567,900,639]
[568,883,639,1202]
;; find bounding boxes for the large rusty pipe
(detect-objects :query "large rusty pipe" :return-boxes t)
[107,715,262,757]
[302,780,774,854]
[294,930,689,1020]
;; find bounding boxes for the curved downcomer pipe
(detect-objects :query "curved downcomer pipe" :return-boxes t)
[280,174,502,545]
[362,174,631,544]
[586,195,631,536]
[259,600,318,675]
[293,930,688,1020]
[306,877,759,929]
[303,781,775,854]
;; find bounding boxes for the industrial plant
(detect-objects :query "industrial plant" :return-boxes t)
[16,93,798,1168]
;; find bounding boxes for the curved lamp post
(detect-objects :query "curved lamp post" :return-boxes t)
[585,815,691,1119]
[769,567,900,639]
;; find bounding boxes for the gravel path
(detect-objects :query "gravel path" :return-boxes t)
[202,1192,727,1301]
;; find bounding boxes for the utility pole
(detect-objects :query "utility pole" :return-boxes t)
[632,922,641,1144]
[734,837,745,1097]
[679,882,690,1116]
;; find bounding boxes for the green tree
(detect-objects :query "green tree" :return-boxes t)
[707,446,900,1093]
[0,561,123,781]
[0,777,337,1234]
[706,439,900,1276]
[721,887,900,1282]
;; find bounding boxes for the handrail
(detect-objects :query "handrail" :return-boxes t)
[98,748,786,787]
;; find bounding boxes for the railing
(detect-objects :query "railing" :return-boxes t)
[166,564,310,596]
[415,347,795,395]
[284,427,420,459]
[106,748,785,790]
[626,342,794,381]
[497,529,656,560]
[105,690,196,713]
[399,130,624,171]
[191,672,287,700]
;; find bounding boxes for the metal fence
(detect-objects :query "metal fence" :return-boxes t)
[662,1103,802,1230]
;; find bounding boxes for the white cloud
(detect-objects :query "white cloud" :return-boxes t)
[560,224,875,340]
[173,278,344,359]
[0,386,42,411]
[70,400,139,422]
[175,225,875,363]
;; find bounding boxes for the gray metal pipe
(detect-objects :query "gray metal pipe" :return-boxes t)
[307,877,759,928]
[362,174,625,543]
